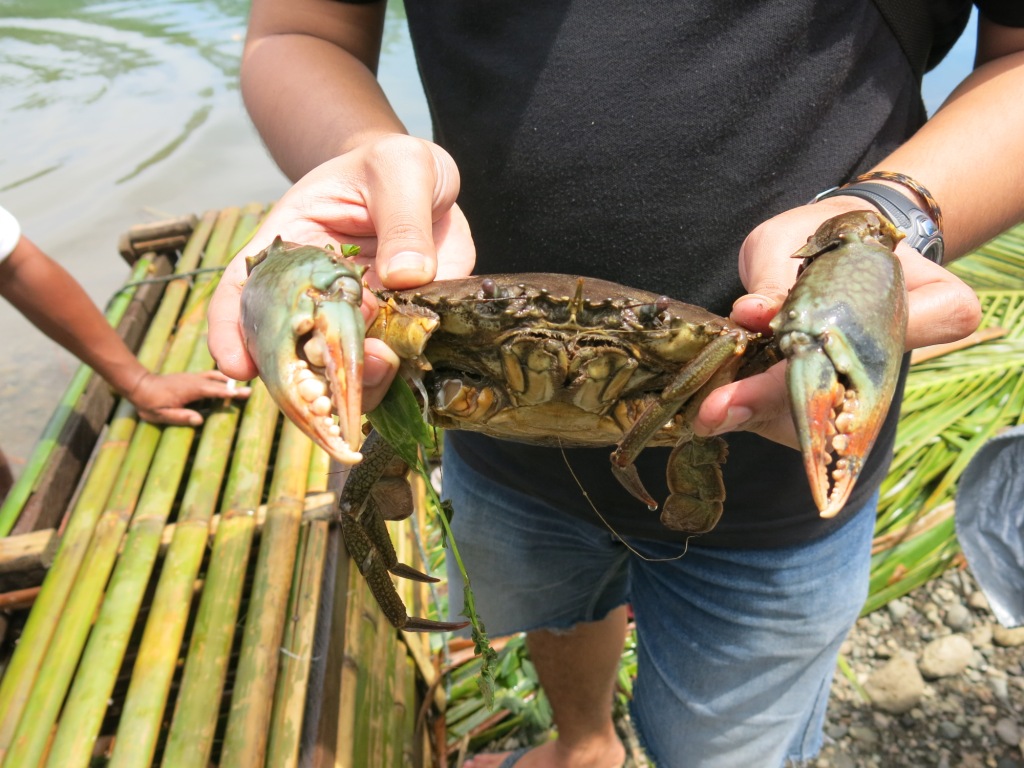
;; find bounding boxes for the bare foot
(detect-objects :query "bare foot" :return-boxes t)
[462,735,626,768]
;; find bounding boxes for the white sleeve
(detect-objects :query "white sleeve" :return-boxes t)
[0,204,22,263]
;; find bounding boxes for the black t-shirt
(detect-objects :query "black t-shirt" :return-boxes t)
[358,0,1022,547]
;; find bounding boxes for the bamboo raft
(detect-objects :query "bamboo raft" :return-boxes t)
[0,205,446,768]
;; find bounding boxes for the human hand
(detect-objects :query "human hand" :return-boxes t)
[692,198,982,449]
[208,134,476,411]
[127,370,251,426]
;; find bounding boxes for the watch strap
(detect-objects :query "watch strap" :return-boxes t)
[812,182,944,263]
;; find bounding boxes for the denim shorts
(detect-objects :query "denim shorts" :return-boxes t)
[442,448,875,768]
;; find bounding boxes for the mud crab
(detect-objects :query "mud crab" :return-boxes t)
[239,211,908,630]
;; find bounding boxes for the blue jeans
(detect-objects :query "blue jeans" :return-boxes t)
[443,449,875,768]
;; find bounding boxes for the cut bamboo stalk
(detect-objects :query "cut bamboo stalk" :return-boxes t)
[3,209,241,768]
[332,544,367,768]
[0,254,156,536]
[101,203,265,765]
[98,401,244,768]
[351,599,381,768]
[265,516,329,767]
[219,420,313,768]
[0,210,220,761]
[160,380,279,767]
[265,445,330,767]
[0,492,335,584]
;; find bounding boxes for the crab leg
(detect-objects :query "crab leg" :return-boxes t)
[339,432,469,632]
[773,211,907,518]
[610,330,748,513]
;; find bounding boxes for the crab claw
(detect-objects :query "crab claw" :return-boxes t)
[241,238,367,464]
[772,211,907,518]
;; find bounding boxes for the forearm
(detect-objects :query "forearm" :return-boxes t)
[242,0,403,180]
[864,18,1024,260]
[0,238,148,396]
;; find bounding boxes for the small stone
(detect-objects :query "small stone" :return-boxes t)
[849,725,878,744]
[919,634,973,678]
[967,590,990,611]
[989,673,1010,703]
[970,622,994,648]
[944,603,973,632]
[992,624,1024,647]
[937,721,963,739]
[864,653,926,714]
[825,723,848,740]
[994,717,1021,747]
[888,599,911,622]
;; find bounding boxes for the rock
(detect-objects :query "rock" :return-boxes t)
[849,725,879,744]
[967,590,990,612]
[937,721,963,739]
[944,603,973,632]
[994,717,1021,747]
[864,653,926,714]
[969,622,994,648]
[993,624,1024,647]
[919,635,974,678]
[888,599,911,622]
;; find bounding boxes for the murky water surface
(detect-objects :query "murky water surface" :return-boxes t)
[0,1,974,476]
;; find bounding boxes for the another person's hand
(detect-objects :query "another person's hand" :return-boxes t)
[208,134,476,411]
[126,370,251,426]
[692,197,982,448]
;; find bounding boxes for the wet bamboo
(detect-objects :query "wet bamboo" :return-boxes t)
[159,380,279,766]
[265,448,331,768]
[0,210,220,759]
[0,255,155,536]
[334,534,369,768]
[52,353,243,766]
[219,420,313,768]
[103,207,267,768]
[1,209,241,768]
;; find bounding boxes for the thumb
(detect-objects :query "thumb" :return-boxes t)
[731,222,805,333]
[363,138,461,289]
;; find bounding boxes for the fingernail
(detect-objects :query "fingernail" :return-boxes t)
[731,293,774,311]
[384,251,426,278]
[710,406,753,436]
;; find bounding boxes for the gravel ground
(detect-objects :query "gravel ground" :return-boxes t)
[816,567,1024,768]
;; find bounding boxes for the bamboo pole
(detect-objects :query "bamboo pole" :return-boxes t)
[265,448,331,768]
[0,255,155,536]
[1,209,241,768]
[100,203,266,765]
[99,397,243,768]
[333,533,368,768]
[159,380,279,766]
[0,491,334,582]
[219,419,313,767]
[0,210,221,761]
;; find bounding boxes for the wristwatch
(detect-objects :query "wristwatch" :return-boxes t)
[812,182,944,264]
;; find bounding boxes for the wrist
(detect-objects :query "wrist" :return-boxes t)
[810,172,944,264]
